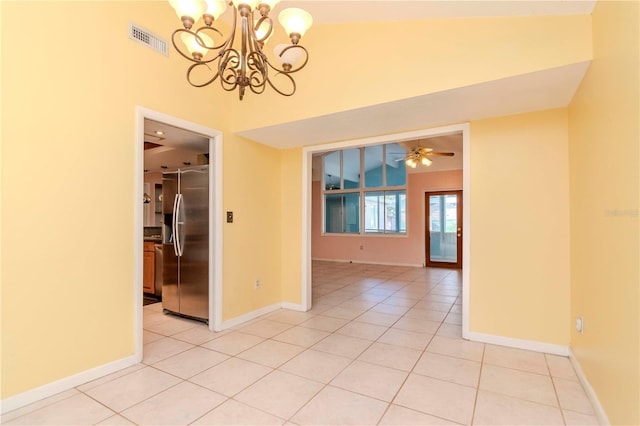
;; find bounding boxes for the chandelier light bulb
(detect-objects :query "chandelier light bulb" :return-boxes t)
[254,18,273,43]
[421,156,432,166]
[237,0,261,10]
[257,0,280,15]
[203,0,227,22]
[274,44,303,68]
[180,31,213,60]
[170,0,206,28]
[279,8,313,42]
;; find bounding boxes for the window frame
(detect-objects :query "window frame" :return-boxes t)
[322,144,408,237]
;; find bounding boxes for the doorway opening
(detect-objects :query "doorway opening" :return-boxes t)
[426,191,462,268]
[135,107,223,361]
[302,123,470,337]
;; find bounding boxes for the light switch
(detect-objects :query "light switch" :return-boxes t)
[226,211,233,223]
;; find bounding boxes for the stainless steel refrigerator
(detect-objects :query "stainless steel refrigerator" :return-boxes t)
[162,166,209,322]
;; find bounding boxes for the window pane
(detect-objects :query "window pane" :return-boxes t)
[385,190,406,233]
[364,145,383,188]
[365,190,406,233]
[385,144,407,186]
[325,194,343,232]
[325,193,360,233]
[323,151,341,190]
[364,191,384,233]
[343,148,361,189]
[344,193,360,233]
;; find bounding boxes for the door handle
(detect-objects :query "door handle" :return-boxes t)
[172,194,180,257]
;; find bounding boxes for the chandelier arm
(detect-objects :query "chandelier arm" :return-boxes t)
[265,72,297,97]
[171,28,227,66]
[171,29,204,63]
[253,16,274,44]
[185,62,222,87]
[219,48,241,91]
[267,45,310,74]
[248,70,268,94]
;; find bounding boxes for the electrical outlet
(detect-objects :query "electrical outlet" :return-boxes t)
[359,245,364,250]
[254,279,260,289]
[226,211,233,223]
[575,316,584,333]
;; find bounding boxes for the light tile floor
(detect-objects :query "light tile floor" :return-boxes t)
[2,261,600,425]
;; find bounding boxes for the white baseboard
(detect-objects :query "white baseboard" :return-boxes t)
[464,331,570,356]
[0,355,138,415]
[281,302,307,312]
[569,349,610,425]
[311,258,423,268]
[219,302,282,330]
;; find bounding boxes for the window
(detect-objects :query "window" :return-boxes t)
[325,193,360,233]
[322,144,407,235]
[365,190,407,233]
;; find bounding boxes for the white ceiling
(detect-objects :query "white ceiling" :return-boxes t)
[144,119,209,173]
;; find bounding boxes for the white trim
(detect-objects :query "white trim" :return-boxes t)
[301,149,312,310]
[0,355,137,414]
[569,349,610,425]
[212,134,224,331]
[461,124,471,340]
[311,258,423,268]
[135,106,224,338]
[466,331,569,356]
[281,302,307,312]
[302,123,470,314]
[220,303,282,330]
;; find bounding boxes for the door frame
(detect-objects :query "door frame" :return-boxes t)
[425,190,463,268]
[301,122,470,339]
[134,107,224,362]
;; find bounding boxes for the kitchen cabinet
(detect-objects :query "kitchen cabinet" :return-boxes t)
[143,241,155,294]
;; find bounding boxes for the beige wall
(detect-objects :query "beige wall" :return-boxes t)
[469,109,571,346]
[568,1,639,424]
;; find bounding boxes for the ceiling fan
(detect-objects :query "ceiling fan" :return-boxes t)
[401,146,455,168]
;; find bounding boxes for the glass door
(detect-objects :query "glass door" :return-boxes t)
[426,191,462,268]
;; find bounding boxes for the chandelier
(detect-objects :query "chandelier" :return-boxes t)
[168,0,312,100]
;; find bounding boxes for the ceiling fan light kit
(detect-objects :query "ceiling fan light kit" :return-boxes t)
[404,146,454,168]
[168,0,312,100]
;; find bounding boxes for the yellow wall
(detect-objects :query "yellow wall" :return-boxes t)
[0,1,283,398]
[0,0,602,406]
[469,109,571,345]
[280,148,303,305]
[222,134,283,319]
[231,14,592,133]
[568,1,639,424]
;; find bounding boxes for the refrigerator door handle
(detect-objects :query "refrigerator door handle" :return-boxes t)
[172,193,180,257]
[175,193,185,257]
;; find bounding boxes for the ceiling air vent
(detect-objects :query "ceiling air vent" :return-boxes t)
[128,22,168,56]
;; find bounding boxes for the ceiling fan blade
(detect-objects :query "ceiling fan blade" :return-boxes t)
[427,152,455,157]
